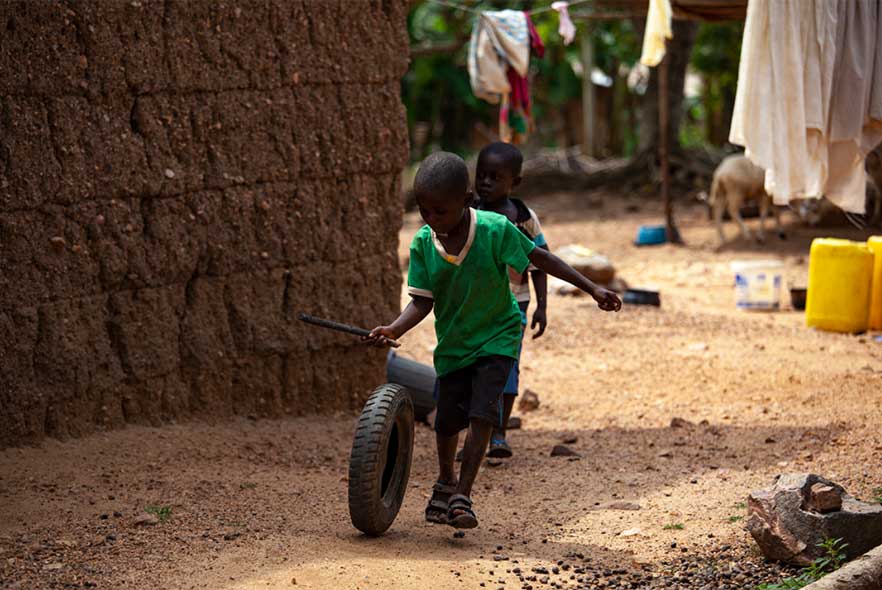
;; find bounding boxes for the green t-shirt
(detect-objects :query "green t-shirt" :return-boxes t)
[407,208,536,376]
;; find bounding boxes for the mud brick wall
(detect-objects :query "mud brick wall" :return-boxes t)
[0,1,410,447]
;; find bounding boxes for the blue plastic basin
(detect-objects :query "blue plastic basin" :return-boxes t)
[635,224,667,246]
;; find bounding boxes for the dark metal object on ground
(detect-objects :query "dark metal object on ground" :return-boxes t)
[623,289,661,307]
[386,351,436,423]
[298,313,401,348]
[790,288,807,311]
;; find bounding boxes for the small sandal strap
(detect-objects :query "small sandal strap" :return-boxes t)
[448,494,472,509]
[433,481,457,494]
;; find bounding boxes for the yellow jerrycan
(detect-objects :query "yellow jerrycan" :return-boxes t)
[806,238,874,333]
[869,236,882,330]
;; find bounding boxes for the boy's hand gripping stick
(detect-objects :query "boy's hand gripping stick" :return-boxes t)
[297,313,401,348]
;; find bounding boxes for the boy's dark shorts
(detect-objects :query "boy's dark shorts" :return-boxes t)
[434,355,515,436]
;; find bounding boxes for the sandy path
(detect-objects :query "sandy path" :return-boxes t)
[2,193,880,589]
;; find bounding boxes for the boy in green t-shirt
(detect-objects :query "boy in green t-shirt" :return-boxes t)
[365,152,621,530]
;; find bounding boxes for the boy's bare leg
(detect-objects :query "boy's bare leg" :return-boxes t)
[456,419,493,498]
[491,395,515,441]
[436,432,459,485]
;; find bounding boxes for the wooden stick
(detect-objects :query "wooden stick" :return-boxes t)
[297,313,401,348]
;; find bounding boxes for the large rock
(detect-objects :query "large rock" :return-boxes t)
[555,245,616,285]
[747,474,882,565]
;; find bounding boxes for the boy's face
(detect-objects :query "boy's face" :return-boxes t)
[415,190,472,234]
[475,152,520,203]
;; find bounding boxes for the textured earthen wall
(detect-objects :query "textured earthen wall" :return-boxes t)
[0,1,409,447]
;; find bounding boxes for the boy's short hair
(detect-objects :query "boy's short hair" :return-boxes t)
[414,152,470,198]
[478,141,524,177]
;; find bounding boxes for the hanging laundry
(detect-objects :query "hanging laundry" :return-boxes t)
[729,0,882,214]
[505,13,545,143]
[552,1,576,46]
[468,10,543,144]
[468,10,530,104]
[639,0,673,67]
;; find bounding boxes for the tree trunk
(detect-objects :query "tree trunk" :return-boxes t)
[802,543,882,590]
[637,19,698,155]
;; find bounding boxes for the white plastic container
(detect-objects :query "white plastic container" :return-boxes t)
[730,260,783,310]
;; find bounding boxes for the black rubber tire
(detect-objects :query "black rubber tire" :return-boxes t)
[348,383,415,536]
[386,351,437,423]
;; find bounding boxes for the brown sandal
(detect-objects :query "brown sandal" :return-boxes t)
[446,494,478,529]
[425,481,456,524]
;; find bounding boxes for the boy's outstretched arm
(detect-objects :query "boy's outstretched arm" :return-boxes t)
[529,245,549,338]
[527,247,622,312]
[363,296,434,346]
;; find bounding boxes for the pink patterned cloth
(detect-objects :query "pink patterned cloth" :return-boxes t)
[552,2,576,45]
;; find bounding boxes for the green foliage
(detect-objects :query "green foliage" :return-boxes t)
[240,482,257,490]
[145,505,172,522]
[728,515,743,523]
[872,487,882,503]
[735,502,747,509]
[687,21,744,146]
[691,22,742,81]
[756,538,848,590]
[663,523,685,530]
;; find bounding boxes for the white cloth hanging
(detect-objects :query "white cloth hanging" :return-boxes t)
[467,10,530,104]
[551,2,576,46]
[729,0,882,214]
[639,0,673,67]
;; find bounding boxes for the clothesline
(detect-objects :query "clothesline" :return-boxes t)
[425,0,596,16]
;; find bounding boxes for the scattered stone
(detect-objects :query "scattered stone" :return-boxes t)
[507,416,522,430]
[163,168,175,179]
[748,473,882,565]
[620,528,641,537]
[49,236,66,250]
[594,501,641,511]
[657,449,674,458]
[223,532,241,541]
[494,555,509,561]
[518,390,540,413]
[487,458,503,467]
[133,512,159,526]
[765,437,777,444]
[560,434,578,444]
[453,531,465,538]
[807,483,843,514]
[43,562,63,570]
[686,342,708,352]
[550,445,580,458]
[670,417,693,428]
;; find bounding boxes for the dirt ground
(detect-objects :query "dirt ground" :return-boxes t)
[2,192,881,590]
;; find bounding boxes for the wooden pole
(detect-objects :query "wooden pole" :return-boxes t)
[658,46,681,243]
[580,24,595,157]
